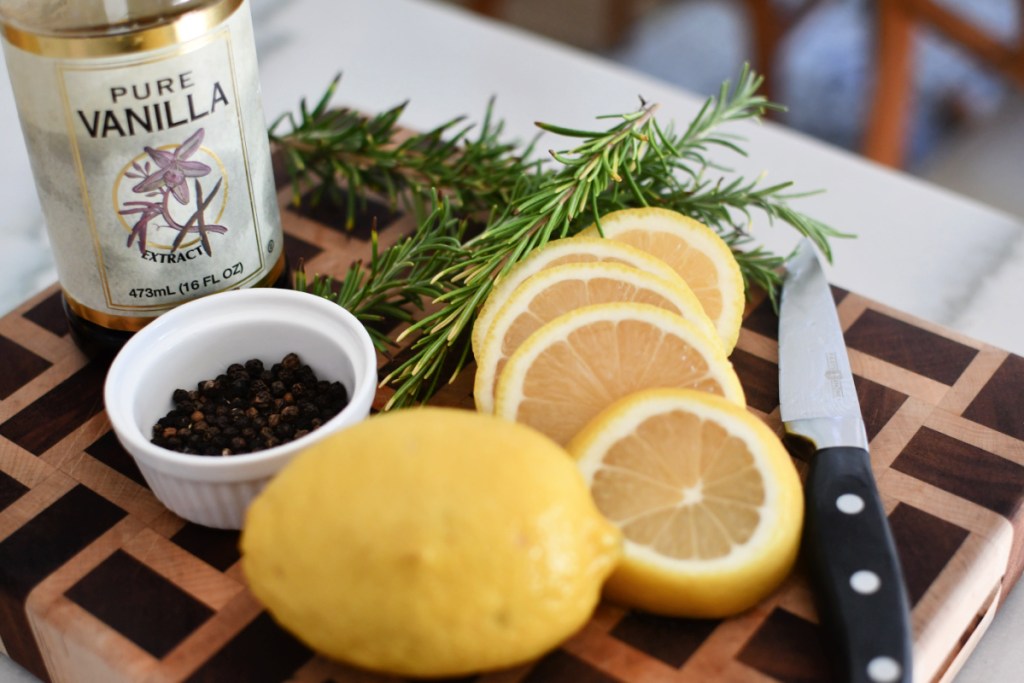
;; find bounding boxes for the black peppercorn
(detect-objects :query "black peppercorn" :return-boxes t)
[150,352,349,456]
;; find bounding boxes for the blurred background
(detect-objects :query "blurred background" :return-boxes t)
[4,0,1020,316]
[450,0,1024,221]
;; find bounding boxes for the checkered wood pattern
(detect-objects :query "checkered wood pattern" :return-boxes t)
[1,179,1023,683]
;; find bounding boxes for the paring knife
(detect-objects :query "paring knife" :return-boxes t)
[778,239,913,683]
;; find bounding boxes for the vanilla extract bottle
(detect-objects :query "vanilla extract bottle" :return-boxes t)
[0,0,286,354]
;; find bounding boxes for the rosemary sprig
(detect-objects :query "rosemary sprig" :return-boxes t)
[279,65,847,408]
[270,74,535,226]
[293,194,464,353]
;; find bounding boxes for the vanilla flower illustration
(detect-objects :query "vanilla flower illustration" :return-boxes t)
[121,127,227,256]
[132,128,211,204]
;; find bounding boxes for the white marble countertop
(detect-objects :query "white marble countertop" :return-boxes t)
[0,0,1022,681]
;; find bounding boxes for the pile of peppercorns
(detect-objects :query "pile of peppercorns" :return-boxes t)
[151,353,350,456]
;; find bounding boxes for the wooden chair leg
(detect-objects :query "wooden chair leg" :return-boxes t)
[468,0,640,49]
[899,0,1024,89]
[863,1,916,166]
[607,0,638,48]
[740,0,786,102]
[468,0,503,17]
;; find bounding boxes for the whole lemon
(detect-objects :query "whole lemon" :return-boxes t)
[240,407,621,677]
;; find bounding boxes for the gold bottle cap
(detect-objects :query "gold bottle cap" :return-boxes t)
[2,0,242,58]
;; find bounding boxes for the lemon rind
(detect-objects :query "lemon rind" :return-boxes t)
[493,303,745,424]
[474,261,717,414]
[580,208,745,353]
[471,235,688,357]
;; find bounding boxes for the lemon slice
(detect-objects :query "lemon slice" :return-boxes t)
[474,261,717,414]
[494,303,744,446]
[471,236,684,358]
[579,208,745,352]
[568,388,804,618]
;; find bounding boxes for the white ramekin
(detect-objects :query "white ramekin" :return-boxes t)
[104,288,377,529]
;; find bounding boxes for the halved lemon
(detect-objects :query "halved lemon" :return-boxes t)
[494,303,744,446]
[474,262,717,414]
[471,236,685,358]
[578,208,745,352]
[568,388,804,618]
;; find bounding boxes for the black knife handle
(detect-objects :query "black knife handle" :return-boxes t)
[805,447,913,683]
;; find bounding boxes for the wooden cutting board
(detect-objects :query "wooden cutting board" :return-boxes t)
[0,178,1022,683]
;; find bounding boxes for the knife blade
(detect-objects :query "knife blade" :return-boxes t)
[778,238,913,683]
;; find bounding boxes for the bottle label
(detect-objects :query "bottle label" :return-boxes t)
[2,0,283,330]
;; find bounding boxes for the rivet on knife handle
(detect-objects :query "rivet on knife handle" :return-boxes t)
[804,446,913,683]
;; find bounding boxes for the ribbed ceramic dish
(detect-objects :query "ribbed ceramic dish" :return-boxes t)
[104,288,377,529]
